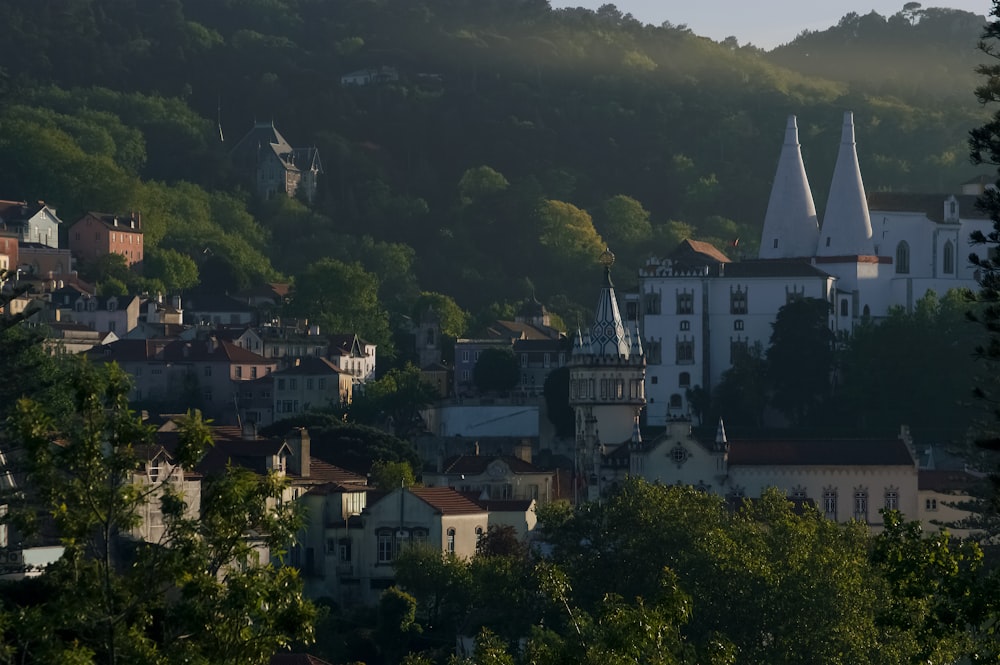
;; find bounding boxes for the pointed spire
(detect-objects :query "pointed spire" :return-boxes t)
[630,324,643,357]
[817,112,875,257]
[572,327,586,357]
[759,115,819,259]
[590,249,631,359]
[715,418,728,451]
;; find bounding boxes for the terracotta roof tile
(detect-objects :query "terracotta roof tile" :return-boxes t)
[306,459,367,484]
[728,438,914,466]
[409,487,487,515]
[441,455,542,475]
[918,469,985,492]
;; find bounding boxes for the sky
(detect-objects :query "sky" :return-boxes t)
[548,1,994,49]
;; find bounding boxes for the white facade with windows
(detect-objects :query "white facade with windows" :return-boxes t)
[639,113,995,424]
[621,419,920,529]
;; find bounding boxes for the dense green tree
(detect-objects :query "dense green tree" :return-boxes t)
[459,165,510,206]
[394,546,473,633]
[0,363,315,664]
[766,297,835,426]
[413,291,469,340]
[143,247,200,293]
[970,0,1000,454]
[288,258,392,354]
[711,341,768,429]
[837,289,982,439]
[369,459,417,490]
[473,348,520,394]
[594,195,652,249]
[261,414,420,474]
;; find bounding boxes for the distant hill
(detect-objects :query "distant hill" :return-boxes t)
[0,0,994,318]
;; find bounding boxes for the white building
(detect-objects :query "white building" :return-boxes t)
[640,113,995,424]
[616,419,920,530]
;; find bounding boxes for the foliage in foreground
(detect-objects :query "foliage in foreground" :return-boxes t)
[0,361,316,664]
[371,481,1000,665]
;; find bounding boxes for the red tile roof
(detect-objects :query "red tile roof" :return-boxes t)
[727,438,915,466]
[408,487,487,515]
[918,469,985,492]
[441,455,543,475]
[305,459,367,484]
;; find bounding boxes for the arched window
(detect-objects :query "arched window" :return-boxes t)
[840,299,849,317]
[446,528,456,554]
[895,241,910,274]
[862,305,871,320]
[678,372,690,388]
[669,394,683,409]
[943,240,955,274]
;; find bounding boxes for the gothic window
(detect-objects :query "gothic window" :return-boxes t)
[646,340,662,364]
[680,320,690,331]
[854,488,869,523]
[884,487,899,512]
[730,287,748,315]
[644,292,661,315]
[676,339,694,364]
[669,393,682,409]
[676,291,694,315]
[823,488,838,520]
[790,486,808,500]
[895,241,910,274]
[734,319,744,331]
[840,299,849,317]
[943,240,955,274]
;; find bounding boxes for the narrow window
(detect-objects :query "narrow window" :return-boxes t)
[895,241,910,274]
[943,240,955,274]
[447,528,456,554]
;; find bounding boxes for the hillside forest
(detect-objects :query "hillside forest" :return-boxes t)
[0,0,991,328]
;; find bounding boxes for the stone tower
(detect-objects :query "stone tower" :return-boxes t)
[568,249,646,501]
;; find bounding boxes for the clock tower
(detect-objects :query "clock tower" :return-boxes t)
[569,249,646,501]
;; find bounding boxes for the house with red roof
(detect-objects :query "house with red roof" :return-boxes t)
[423,446,555,506]
[87,336,278,424]
[68,211,144,268]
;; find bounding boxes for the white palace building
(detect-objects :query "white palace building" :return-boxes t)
[637,111,995,426]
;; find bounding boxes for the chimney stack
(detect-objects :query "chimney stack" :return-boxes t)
[290,427,311,478]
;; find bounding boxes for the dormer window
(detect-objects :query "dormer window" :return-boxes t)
[87,299,97,312]
[107,299,117,312]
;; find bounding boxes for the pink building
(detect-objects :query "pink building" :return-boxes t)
[68,212,144,268]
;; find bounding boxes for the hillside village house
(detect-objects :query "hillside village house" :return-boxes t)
[68,212,144,268]
[229,121,322,203]
[0,231,18,273]
[638,113,996,424]
[87,337,278,424]
[328,333,377,384]
[422,445,556,504]
[0,200,61,248]
[312,486,491,606]
[272,356,353,419]
[59,294,141,335]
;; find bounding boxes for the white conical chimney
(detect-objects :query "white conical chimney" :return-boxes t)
[817,112,874,257]
[759,115,819,259]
